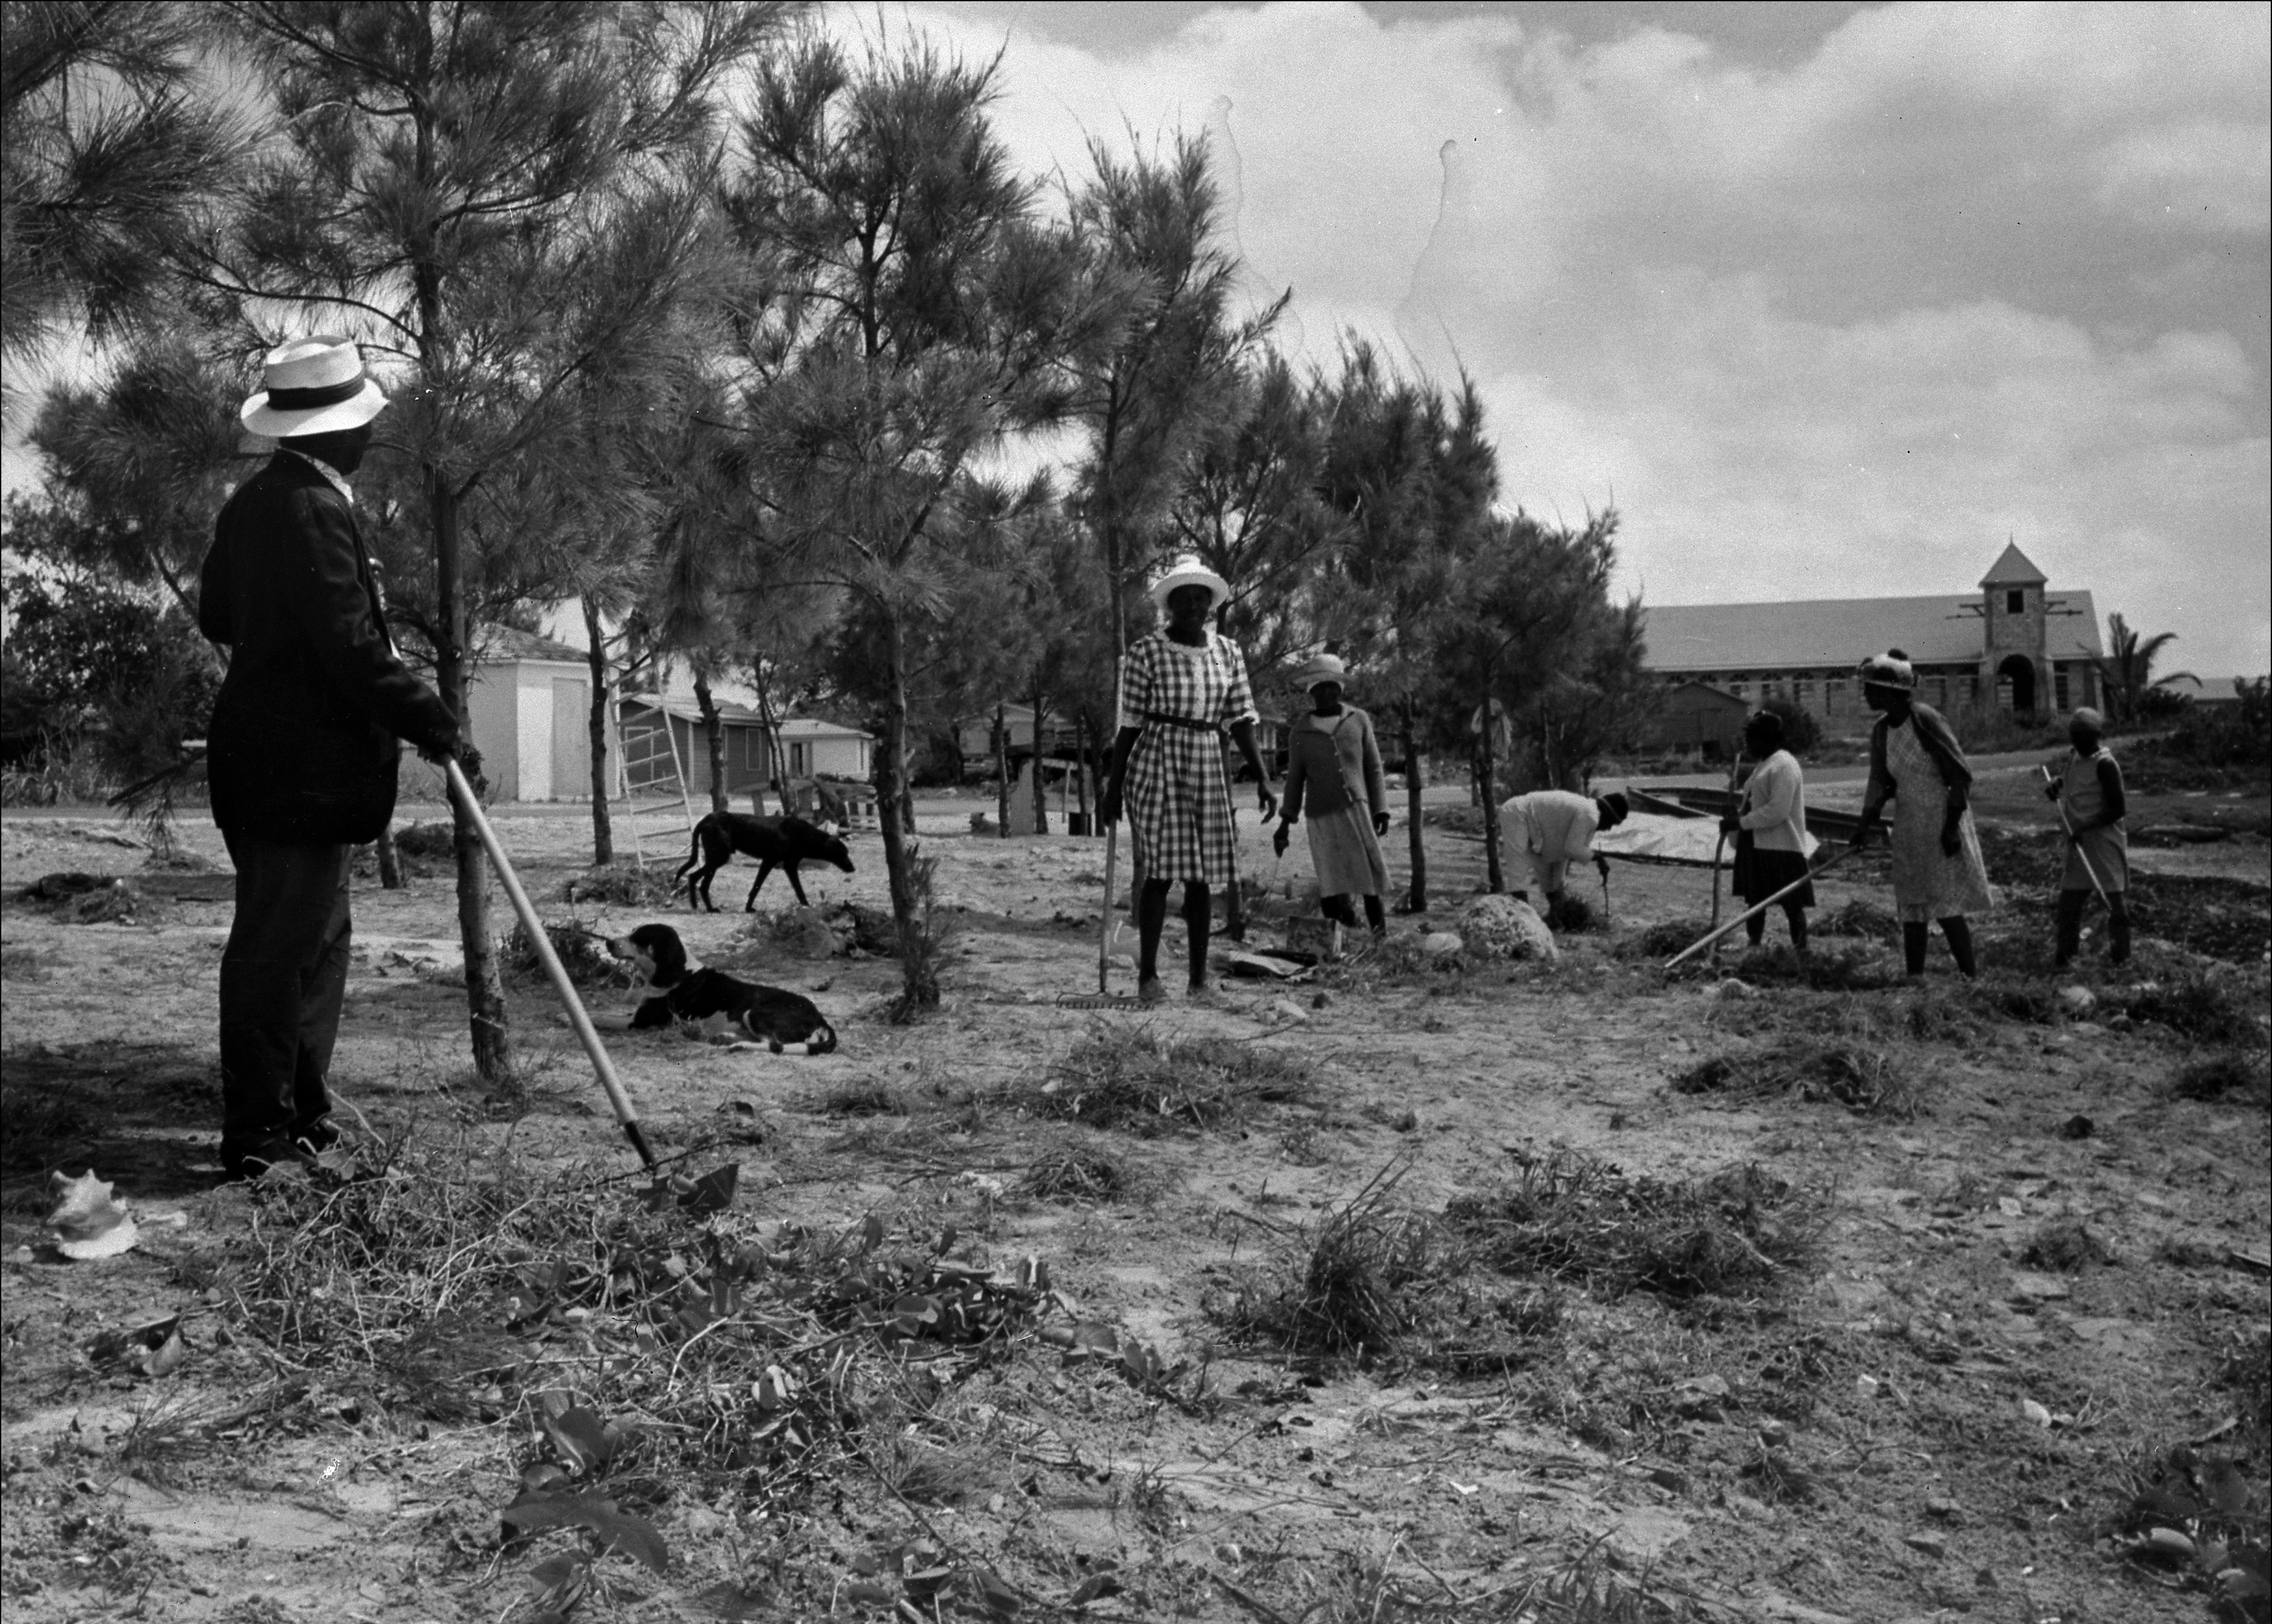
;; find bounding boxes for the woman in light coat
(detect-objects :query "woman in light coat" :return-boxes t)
[1720,708,1812,950]
[1272,654,1392,934]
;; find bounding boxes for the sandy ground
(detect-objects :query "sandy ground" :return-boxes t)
[2,796,2266,1624]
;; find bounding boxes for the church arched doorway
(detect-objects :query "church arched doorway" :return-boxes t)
[1997,655,2037,717]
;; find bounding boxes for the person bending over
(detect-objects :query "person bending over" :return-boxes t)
[1501,788,1628,928]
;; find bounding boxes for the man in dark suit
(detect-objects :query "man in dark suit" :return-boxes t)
[200,335,460,1178]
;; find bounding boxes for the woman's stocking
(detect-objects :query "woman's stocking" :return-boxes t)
[1137,878,1170,982]
[1939,917,1976,978]
[1363,894,1386,934]
[1321,895,1358,928]
[1182,883,1212,986]
[1902,921,1929,976]
[1784,903,1808,951]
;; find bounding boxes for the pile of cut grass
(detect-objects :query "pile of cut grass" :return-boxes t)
[1442,1145,1824,1301]
[557,861,682,909]
[1619,917,1713,961]
[1021,1146,1137,1204]
[503,914,622,987]
[2117,971,2269,1049]
[2172,1052,2271,1106]
[1674,1035,1920,1119]
[1813,898,1900,941]
[1024,1029,1313,1136]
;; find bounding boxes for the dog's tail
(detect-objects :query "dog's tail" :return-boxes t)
[673,820,706,884]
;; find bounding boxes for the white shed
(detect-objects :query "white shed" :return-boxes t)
[778,717,873,781]
[465,627,594,802]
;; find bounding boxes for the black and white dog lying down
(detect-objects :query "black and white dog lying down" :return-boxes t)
[606,923,837,1054]
[676,812,855,913]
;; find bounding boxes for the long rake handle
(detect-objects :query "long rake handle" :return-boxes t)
[446,760,656,1170]
[2047,773,2113,909]
[1098,820,1119,996]
[1666,844,1857,968]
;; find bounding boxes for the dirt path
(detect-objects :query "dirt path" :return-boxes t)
[4,806,2266,1623]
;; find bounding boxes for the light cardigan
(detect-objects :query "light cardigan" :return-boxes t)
[1736,749,1808,853]
[1279,706,1388,821]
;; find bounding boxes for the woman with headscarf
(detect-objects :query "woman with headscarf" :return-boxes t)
[1098,556,1277,1004]
[1720,708,1813,951]
[1272,654,1392,936]
[1849,649,1996,977]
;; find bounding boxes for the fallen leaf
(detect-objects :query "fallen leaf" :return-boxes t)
[501,1490,668,1574]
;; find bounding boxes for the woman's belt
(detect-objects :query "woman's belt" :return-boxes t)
[1143,712,1221,733]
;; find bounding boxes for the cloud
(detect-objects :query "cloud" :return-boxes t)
[872,2,2268,671]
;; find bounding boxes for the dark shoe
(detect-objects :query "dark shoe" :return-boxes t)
[292,1117,341,1155]
[222,1138,319,1181]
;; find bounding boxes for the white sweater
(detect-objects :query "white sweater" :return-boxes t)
[1737,750,1808,853]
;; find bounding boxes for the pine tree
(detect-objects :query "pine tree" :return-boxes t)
[726,37,1123,1013]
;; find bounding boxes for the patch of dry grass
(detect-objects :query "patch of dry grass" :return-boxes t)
[1020,1028,1314,1136]
[1212,1165,1445,1359]
[1674,1035,1921,1119]
[1443,1146,1825,1302]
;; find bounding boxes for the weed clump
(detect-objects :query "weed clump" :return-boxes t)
[503,914,620,987]
[1814,899,1900,941]
[817,1080,907,1117]
[1214,1167,1441,1357]
[1620,918,1713,960]
[2172,1051,2271,1105]
[1021,1146,1134,1204]
[2119,973,2269,1049]
[2020,1217,2115,1271]
[1443,1146,1823,1302]
[1026,1030,1312,1136]
[1674,1036,1919,1119]
[557,862,680,909]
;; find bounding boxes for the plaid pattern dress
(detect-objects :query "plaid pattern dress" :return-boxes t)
[1118,630,1258,886]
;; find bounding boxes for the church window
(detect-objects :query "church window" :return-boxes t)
[2055,668,2070,710]
[2006,589,2025,615]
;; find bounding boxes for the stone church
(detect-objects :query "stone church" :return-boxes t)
[1640,543,2104,734]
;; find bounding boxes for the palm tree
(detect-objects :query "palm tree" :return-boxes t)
[2094,613,2196,723]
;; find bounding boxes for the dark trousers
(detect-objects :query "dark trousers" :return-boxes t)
[2056,886,2131,965]
[219,833,352,1156]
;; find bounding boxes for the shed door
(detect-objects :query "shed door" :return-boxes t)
[552,679,591,801]
[515,685,552,801]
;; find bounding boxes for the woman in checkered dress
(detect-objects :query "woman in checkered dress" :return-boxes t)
[1099,558,1279,1005]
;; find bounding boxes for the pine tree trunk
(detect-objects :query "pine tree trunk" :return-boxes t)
[582,597,613,865]
[877,609,935,1010]
[1030,680,1048,835]
[693,672,729,815]
[374,825,403,888]
[1478,700,1505,894]
[750,661,786,815]
[1402,712,1427,911]
[993,702,1010,837]
[431,471,513,1081]
[1074,710,1092,833]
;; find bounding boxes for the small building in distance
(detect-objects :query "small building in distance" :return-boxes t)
[1633,681,1750,759]
[464,626,594,803]
[776,717,873,782]
[1640,543,2104,736]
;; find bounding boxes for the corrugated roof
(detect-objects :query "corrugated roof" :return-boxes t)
[481,625,589,664]
[1979,543,2047,586]
[622,693,765,726]
[1642,592,2102,672]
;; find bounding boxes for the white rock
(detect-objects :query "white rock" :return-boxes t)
[1455,895,1558,962]
[1419,931,1464,956]
[1715,978,1758,1001]
[2056,985,2095,1017]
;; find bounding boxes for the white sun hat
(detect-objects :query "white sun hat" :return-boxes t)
[1291,652,1349,691]
[240,334,389,437]
[1147,553,1231,613]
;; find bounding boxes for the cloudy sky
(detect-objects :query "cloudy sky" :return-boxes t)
[889,0,2269,675]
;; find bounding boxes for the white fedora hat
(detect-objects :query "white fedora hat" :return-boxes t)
[240,335,389,437]
[1147,553,1231,613]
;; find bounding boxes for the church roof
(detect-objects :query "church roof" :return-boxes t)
[1641,591,2103,673]
[1979,542,2047,586]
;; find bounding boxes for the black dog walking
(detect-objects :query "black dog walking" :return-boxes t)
[676,811,855,911]
[200,336,462,1179]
